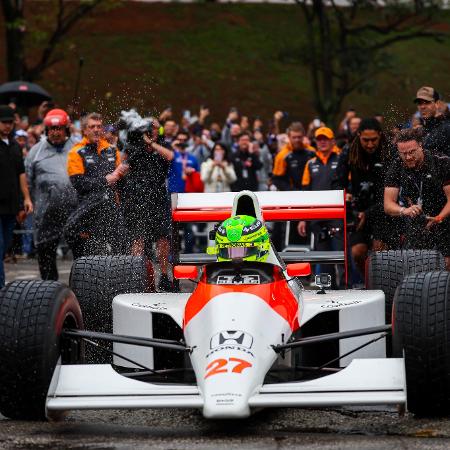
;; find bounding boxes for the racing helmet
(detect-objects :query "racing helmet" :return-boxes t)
[207,215,270,262]
[44,109,70,128]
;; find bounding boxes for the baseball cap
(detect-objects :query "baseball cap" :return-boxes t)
[0,105,15,121]
[315,127,334,139]
[15,130,28,138]
[414,86,439,103]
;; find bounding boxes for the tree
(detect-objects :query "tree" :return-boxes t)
[1,0,105,81]
[294,0,446,125]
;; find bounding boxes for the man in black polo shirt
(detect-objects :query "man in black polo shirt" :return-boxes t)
[0,105,33,287]
[384,127,450,270]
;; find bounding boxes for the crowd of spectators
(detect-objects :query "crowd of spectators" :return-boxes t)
[0,84,449,290]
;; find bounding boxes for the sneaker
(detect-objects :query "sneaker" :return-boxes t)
[158,274,173,292]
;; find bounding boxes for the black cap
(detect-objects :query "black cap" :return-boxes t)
[0,105,15,121]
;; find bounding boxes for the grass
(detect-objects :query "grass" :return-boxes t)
[1,3,449,126]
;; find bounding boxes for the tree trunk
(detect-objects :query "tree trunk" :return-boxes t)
[1,0,26,80]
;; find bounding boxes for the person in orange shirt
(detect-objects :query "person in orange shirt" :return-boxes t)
[298,127,343,287]
[271,122,315,251]
[271,121,315,191]
[66,112,128,257]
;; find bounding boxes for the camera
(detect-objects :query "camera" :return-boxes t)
[355,181,375,212]
[177,142,189,150]
[115,109,154,161]
[317,226,342,243]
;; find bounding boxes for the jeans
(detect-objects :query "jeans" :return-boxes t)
[22,213,33,255]
[0,214,18,288]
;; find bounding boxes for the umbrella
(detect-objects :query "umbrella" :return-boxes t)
[0,81,51,107]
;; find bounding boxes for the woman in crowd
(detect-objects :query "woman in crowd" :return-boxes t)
[200,142,237,193]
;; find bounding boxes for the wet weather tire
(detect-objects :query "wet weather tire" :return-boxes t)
[70,256,155,362]
[366,250,445,322]
[0,280,83,420]
[393,271,450,416]
[70,255,155,333]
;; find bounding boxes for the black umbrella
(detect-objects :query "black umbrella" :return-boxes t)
[0,81,51,107]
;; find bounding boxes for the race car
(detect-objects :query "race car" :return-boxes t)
[0,190,449,420]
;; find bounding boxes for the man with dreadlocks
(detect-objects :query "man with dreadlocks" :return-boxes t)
[331,118,399,282]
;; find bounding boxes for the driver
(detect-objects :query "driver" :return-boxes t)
[207,215,270,262]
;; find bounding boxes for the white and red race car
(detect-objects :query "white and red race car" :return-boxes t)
[0,190,449,420]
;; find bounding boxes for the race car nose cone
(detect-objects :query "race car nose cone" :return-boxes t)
[203,393,251,418]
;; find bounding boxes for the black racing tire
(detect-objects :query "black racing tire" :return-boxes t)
[393,271,450,416]
[0,280,83,420]
[366,250,445,322]
[69,256,155,362]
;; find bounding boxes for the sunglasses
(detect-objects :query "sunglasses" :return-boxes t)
[0,120,14,124]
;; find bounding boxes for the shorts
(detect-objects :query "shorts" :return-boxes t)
[349,208,402,249]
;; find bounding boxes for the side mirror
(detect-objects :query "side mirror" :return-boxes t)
[286,263,311,277]
[173,265,199,280]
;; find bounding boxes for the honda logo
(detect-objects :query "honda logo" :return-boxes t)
[210,330,253,349]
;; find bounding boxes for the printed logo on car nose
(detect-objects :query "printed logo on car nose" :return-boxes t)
[210,330,253,349]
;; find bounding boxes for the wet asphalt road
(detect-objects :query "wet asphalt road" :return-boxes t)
[2,258,450,449]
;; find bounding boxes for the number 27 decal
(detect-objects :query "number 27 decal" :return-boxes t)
[205,357,252,379]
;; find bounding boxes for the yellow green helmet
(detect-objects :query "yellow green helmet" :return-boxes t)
[207,215,270,262]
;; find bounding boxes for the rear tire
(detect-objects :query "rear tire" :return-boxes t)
[0,280,83,420]
[366,250,445,322]
[393,271,450,416]
[70,256,155,362]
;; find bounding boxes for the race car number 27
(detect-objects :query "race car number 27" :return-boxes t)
[204,358,252,379]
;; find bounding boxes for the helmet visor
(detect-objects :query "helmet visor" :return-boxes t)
[218,245,260,260]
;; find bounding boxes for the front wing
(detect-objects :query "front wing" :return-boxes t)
[46,358,406,418]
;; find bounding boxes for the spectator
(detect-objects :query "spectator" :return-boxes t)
[271,121,315,191]
[384,127,450,271]
[253,129,272,191]
[230,131,263,192]
[221,108,240,149]
[168,130,200,254]
[15,130,29,156]
[26,109,78,280]
[119,112,175,292]
[414,86,450,156]
[240,115,250,132]
[209,122,222,142]
[0,105,33,287]
[188,129,213,165]
[200,142,237,193]
[66,112,127,258]
[163,119,178,145]
[298,127,343,287]
[338,108,356,134]
[168,130,200,194]
[348,116,362,141]
[332,118,398,281]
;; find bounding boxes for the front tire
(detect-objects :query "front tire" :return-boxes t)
[393,271,450,416]
[0,280,83,420]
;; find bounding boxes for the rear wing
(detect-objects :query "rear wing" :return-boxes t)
[171,190,346,222]
[171,191,347,280]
